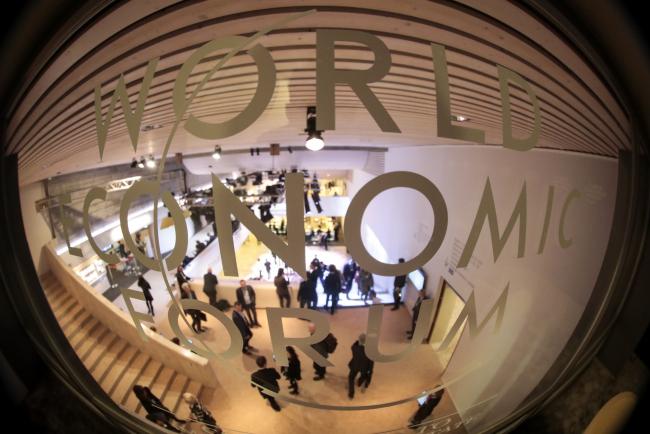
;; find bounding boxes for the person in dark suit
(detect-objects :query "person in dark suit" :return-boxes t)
[308,264,319,308]
[251,356,281,412]
[407,290,428,339]
[176,265,190,290]
[236,280,260,327]
[280,346,301,395]
[342,259,356,300]
[408,389,444,429]
[274,268,291,308]
[181,283,204,333]
[347,334,374,399]
[137,274,155,316]
[133,385,184,432]
[392,258,407,310]
[297,272,313,309]
[202,268,218,308]
[323,264,342,314]
[232,302,253,354]
[309,323,333,380]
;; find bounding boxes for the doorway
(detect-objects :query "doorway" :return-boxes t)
[429,280,466,371]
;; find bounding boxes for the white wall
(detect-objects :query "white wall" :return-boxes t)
[19,181,53,276]
[355,145,617,431]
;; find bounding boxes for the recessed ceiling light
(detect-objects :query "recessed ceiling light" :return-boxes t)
[452,114,470,122]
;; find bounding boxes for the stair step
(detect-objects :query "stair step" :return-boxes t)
[77,327,111,362]
[46,285,68,304]
[70,320,103,350]
[136,366,175,415]
[93,340,131,384]
[110,353,150,405]
[50,294,76,316]
[124,360,163,410]
[86,334,122,374]
[60,309,93,337]
[162,373,189,416]
[62,311,95,339]
[56,302,84,328]
[100,345,140,392]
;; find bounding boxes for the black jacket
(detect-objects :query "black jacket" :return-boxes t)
[251,368,281,393]
[232,310,251,339]
[324,271,341,295]
[348,341,374,373]
[274,276,289,296]
[236,285,256,306]
[311,337,329,358]
[137,277,153,301]
[282,355,301,381]
[394,274,407,288]
[297,280,312,302]
[203,272,218,295]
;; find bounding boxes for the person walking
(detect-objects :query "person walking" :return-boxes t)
[309,323,337,380]
[182,393,222,433]
[280,346,302,395]
[176,265,190,290]
[297,272,313,309]
[358,269,374,303]
[347,334,374,399]
[408,389,444,429]
[202,268,218,308]
[180,283,204,333]
[323,264,342,315]
[392,258,407,310]
[236,280,260,327]
[264,259,272,279]
[137,274,155,316]
[232,302,253,354]
[342,259,356,300]
[308,264,320,308]
[251,356,282,412]
[133,385,184,432]
[274,268,291,308]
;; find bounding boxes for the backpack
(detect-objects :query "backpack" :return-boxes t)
[324,333,338,353]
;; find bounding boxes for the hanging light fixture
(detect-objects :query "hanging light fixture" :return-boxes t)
[304,106,324,151]
[212,145,222,160]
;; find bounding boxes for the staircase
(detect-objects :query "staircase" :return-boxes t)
[41,272,208,422]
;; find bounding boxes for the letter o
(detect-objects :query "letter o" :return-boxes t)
[120,181,188,271]
[84,187,120,264]
[173,36,276,139]
[344,171,448,276]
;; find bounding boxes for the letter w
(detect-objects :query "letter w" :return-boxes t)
[437,283,509,351]
[94,58,159,160]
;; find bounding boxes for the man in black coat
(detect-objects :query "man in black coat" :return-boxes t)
[251,356,281,412]
[309,323,335,380]
[236,279,260,327]
[347,334,374,399]
[203,267,218,308]
[409,389,444,429]
[392,258,407,310]
[232,302,253,354]
[323,264,342,315]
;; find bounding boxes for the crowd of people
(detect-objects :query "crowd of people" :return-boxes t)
[130,255,438,431]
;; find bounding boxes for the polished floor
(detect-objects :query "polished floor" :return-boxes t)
[155,301,461,434]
